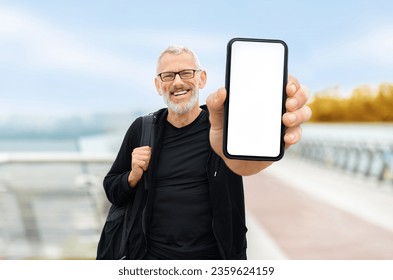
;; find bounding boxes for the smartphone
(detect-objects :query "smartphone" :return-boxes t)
[223,38,288,161]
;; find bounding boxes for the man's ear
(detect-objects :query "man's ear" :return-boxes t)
[154,77,162,95]
[198,70,207,89]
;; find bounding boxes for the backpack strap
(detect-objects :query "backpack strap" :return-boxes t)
[140,113,155,146]
[140,114,155,190]
[119,113,155,259]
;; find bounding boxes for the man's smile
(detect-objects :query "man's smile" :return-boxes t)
[172,89,189,96]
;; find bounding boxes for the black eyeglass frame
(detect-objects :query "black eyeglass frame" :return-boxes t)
[157,69,201,82]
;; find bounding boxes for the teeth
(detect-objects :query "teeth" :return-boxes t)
[173,90,187,96]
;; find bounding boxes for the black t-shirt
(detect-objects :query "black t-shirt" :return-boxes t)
[146,110,220,259]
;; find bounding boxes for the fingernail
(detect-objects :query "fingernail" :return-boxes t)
[290,83,297,94]
[284,133,295,143]
[288,98,298,108]
[286,113,297,123]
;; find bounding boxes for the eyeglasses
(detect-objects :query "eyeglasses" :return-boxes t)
[157,69,201,82]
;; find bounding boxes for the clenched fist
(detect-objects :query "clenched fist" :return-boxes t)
[127,146,151,188]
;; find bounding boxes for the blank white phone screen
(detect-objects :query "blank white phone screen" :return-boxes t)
[226,40,286,158]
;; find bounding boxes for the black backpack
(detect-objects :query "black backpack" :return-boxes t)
[96,114,154,260]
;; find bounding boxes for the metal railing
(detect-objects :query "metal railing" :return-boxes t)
[0,152,114,259]
[288,139,393,184]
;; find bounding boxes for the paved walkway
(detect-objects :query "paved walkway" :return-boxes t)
[244,157,393,260]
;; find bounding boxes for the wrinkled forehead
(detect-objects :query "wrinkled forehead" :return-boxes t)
[157,52,197,73]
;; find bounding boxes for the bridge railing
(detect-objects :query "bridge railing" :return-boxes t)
[288,139,393,184]
[0,152,114,259]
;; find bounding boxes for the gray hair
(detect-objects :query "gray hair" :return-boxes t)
[156,45,202,73]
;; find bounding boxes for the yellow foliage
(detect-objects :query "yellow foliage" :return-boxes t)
[308,83,393,122]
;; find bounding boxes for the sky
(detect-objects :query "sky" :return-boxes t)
[1,0,393,117]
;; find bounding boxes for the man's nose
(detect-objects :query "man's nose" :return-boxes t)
[172,73,183,84]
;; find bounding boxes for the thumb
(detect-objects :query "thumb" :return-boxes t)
[206,87,227,129]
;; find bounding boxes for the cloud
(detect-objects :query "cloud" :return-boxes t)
[348,26,393,64]
[0,6,153,88]
[295,25,393,94]
[314,25,393,67]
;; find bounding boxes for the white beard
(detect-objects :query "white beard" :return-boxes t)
[162,88,199,115]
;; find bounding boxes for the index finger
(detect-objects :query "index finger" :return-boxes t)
[286,84,310,112]
[286,75,300,97]
[134,146,152,154]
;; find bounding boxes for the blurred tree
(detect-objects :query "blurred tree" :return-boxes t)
[375,83,393,121]
[308,83,393,122]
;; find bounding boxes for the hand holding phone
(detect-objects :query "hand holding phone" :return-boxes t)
[223,38,288,161]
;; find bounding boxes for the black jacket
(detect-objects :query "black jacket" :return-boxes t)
[103,105,247,259]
